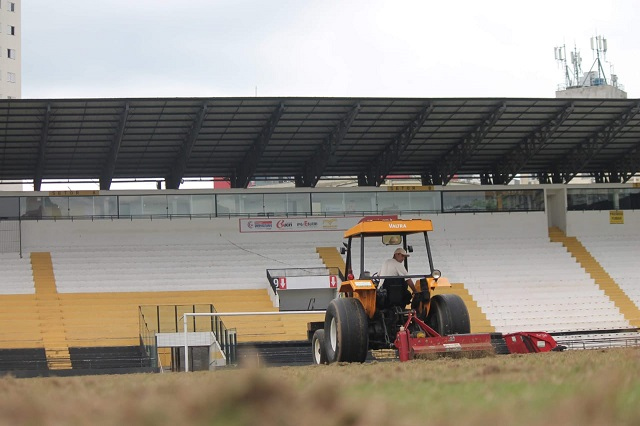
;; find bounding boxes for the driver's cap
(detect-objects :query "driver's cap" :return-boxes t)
[394,248,409,257]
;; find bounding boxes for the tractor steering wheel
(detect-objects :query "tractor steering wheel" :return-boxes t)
[371,272,380,287]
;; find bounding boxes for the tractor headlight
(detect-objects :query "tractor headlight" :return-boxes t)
[432,269,441,279]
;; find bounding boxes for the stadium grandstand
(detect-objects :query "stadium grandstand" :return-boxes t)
[0,96,639,375]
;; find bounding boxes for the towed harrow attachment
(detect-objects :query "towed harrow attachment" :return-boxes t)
[502,331,562,354]
[394,312,562,361]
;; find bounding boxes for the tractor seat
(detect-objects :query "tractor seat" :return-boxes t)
[378,277,411,309]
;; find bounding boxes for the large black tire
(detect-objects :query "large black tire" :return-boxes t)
[426,294,470,335]
[324,298,369,363]
[312,329,328,365]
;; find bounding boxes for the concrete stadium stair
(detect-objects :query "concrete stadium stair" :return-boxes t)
[316,246,345,276]
[0,295,43,349]
[30,252,72,370]
[549,227,640,328]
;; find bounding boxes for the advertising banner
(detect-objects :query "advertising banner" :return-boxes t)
[239,215,397,233]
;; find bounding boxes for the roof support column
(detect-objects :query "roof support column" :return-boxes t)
[359,104,432,186]
[166,102,208,189]
[556,102,640,183]
[295,103,360,187]
[608,142,640,183]
[423,103,506,186]
[33,104,51,191]
[486,103,574,185]
[231,102,285,188]
[100,103,130,190]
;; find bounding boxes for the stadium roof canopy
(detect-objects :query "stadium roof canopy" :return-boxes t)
[1,97,639,190]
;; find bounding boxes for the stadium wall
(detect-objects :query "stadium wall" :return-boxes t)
[19,211,549,253]
[20,217,345,251]
[427,211,547,239]
[566,210,640,237]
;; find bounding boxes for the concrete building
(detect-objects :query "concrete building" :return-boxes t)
[0,0,21,191]
[0,0,20,99]
[555,76,627,99]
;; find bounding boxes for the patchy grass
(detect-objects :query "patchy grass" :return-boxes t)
[0,348,638,426]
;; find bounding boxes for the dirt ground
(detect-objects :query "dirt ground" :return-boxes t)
[0,347,638,426]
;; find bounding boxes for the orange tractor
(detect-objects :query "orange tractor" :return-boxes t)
[310,218,561,364]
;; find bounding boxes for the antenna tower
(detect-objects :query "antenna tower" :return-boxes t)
[582,35,608,86]
[554,35,626,97]
[554,45,572,87]
[554,43,583,88]
[570,45,582,86]
[555,35,622,89]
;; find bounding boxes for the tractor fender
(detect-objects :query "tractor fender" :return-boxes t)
[428,276,451,289]
[338,280,377,319]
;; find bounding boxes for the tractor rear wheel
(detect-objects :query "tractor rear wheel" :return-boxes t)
[426,294,470,335]
[324,298,369,363]
[312,329,328,365]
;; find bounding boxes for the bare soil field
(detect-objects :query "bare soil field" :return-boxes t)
[0,348,638,426]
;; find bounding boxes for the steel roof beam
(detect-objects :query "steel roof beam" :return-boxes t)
[608,142,640,183]
[33,104,51,191]
[536,172,550,184]
[166,102,208,189]
[359,104,432,187]
[231,102,285,188]
[592,171,618,183]
[296,103,360,187]
[99,103,130,190]
[425,103,506,186]
[535,171,562,184]
[556,102,640,183]
[487,103,574,185]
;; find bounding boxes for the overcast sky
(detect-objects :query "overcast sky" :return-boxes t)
[21,0,640,100]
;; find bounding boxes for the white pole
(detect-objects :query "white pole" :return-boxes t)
[183,314,189,372]
[184,310,324,318]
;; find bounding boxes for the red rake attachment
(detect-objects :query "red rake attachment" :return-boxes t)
[502,332,561,353]
[393,312,563,361]
[394,312,495,361]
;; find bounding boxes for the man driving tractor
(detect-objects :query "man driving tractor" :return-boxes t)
[378,247,418,309]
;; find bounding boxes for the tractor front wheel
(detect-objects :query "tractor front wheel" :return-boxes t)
[324,298,369,363]
[312,329,328,365]
[426,294,470,335]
